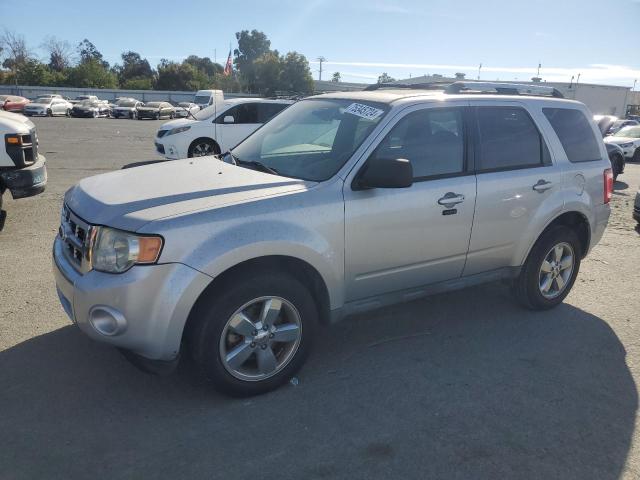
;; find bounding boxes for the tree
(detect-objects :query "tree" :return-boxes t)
[113,51,154,88]
[234,29,272,91]
[331,71,341,83]
[155,59,199,91]
[184,55,222,78]
[0,30,31,83]
[77,39,109,69]
[377,72,395,84]
[65,58,117,88]
[41,36,72,72]
[253,52,282,96]
[280,52,314,94]
[121,77,153,90]
[16,59,52,86]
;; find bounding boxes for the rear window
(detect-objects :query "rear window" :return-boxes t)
[543,108,602,163]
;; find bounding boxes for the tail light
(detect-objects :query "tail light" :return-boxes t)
[604,168,613,204]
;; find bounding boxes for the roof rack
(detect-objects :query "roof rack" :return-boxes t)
[363,80,564,98]
[444,81,564,98]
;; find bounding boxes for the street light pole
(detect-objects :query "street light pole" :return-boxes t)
[477,63,482,80]
[317,56,326,82]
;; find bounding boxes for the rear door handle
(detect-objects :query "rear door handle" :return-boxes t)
[437,192,465,206]
[532,179,553,192]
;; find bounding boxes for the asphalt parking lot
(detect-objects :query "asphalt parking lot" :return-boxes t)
[1,117,640,479]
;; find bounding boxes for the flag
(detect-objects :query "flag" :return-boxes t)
[224,50,232,76]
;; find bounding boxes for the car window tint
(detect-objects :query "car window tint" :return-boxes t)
[258,103,288,123]
[371,108,465,179]
[476,107,547,170]
[543,108,602,163]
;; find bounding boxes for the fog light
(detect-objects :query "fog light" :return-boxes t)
[89,306,127,336]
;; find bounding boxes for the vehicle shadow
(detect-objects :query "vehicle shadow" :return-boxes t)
[0,282,636,480]
[614,180,629,191]
[0,209,5,232]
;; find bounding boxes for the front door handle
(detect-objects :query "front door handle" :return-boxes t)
[437,192,465,207]
[532,179,553,192]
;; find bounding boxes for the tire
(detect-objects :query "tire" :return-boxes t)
[130,111,136,120]
[155,112,160,120]
[188,139,218,157]
[65,109,71,117]
[169,112,175,119]
[46,109,53,117]
[188,272,318,396]
[633,148,640,163]
[611,154,622,180]
[513,225,582,310]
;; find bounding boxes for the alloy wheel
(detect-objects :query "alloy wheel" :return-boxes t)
[219,296,302,381]
[192,143,214,156]
[538,242,574,299]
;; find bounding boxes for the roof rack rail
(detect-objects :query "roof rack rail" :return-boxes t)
[363,81,564,98]
[363,82,449,91]
[444,81,564,98]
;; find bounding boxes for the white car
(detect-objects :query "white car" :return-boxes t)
[174,102,199,118]
[111,98,144,119]
[604,125,640,161]
[154,98,292,159]
[23,97,73,117]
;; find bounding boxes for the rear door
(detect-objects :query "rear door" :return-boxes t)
[344,104,477,301]
[464,101,562,275]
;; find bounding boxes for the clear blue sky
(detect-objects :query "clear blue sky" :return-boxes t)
[2,0,639,86]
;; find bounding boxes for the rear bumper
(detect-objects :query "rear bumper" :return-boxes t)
[590,203,611,253]
[0,155,47,199]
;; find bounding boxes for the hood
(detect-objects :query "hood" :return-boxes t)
[604,136,638,145]
[159,118,195,130]
[138,106,160,111]
[0,110,35,132]
[64,158,311,232]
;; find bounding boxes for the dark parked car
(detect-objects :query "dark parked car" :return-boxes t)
[594,115,618,136]
[137,102,175,120]
[606,119,639,136]
[71,100,111,118]
[606,142,625,180]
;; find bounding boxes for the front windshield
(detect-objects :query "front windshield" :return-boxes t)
[145,102,161,108]
[33,97,50,104]
[614,126,640,138]
[194,95,211,104]
[79,100,97,107]
[117,99,137,107]
[193,102,230,120]
[231,98,389,181]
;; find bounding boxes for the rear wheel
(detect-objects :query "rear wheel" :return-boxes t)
[611,153,623,180]
[65,109,71,117]
[513,226,581,310]
[188,272,317,396]
[633,148,640,163]
[46,109,53,117]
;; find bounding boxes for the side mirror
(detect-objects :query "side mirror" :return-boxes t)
[354,157,413,190]
[223,115,235,124]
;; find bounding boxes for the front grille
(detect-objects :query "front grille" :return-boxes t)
[59,205,94,273]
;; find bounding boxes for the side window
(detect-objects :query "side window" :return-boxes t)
[475,107,550,171]
[542,108,602,163]
[370,108,465,179]
[217,103,259,124]
[258,103,288,123]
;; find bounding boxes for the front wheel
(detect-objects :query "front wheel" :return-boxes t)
[188,139,218,157]
[65,109,71,117]
[188,272,318,396]
[46,109,53,117]
[513,226,581,310]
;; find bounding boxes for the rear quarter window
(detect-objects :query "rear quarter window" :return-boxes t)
[543,108,602,163]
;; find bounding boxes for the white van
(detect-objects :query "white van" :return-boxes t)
[155,98,292,159]
[194,90,224,110]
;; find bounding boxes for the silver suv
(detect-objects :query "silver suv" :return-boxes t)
[53,82,612,396]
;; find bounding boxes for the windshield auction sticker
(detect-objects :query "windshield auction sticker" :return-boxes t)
[344,103,384,120]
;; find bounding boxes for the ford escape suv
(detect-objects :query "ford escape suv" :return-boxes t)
[53,82,611,396]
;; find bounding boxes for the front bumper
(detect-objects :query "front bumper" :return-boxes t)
[23,110,46,116]
[52,235,212,361]
[137,111,160,119]
[0,154,47,199]
[154,139,180,159]
[71,110,97,117]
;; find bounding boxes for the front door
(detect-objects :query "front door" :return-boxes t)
[344,105,477,301]
[217,103,261,150]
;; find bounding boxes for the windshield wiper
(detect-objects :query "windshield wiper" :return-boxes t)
[221,151,280,175]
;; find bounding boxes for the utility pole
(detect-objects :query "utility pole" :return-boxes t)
[317,56,326,81]
[477,63,482,80]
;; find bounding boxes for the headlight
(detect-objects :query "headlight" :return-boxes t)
[91,227,163,273]
[167,125,191,136]
[619,142,634,148]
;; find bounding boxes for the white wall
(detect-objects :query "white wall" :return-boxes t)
[0,85,258,102]
[549,83,629,116]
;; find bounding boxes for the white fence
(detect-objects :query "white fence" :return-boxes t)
[0,85,259,102]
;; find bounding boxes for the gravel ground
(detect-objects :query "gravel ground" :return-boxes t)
[1,117,639,480]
